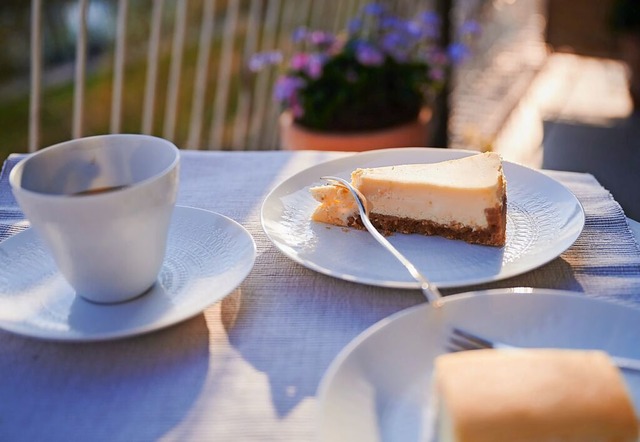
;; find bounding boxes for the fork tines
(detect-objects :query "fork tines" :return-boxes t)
[446,327,495,353]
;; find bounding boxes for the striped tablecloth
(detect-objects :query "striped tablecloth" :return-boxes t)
[1,150,639,441]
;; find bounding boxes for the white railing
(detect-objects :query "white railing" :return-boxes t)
[27,0,369,152]
[29,0,42,152]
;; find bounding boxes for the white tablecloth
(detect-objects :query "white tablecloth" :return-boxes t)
[1,150,640,441]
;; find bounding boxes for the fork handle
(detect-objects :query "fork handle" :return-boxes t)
[321,176,442,303]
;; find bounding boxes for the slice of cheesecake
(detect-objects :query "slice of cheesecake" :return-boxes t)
[432,349,639,442]
[309,152,507,246]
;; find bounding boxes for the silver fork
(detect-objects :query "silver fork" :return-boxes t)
[321,176,442,304]
[447,326,640,373]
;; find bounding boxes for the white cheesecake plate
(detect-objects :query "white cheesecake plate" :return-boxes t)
[261,148,585,288]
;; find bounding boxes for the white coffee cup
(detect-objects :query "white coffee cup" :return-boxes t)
[9,134,180,304]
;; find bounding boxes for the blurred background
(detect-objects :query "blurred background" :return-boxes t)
[0,0,638,218]
[0,0,538,154]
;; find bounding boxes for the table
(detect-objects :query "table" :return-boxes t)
[1,150,640,441]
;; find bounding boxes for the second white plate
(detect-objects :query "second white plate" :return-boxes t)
[317,289,640,441]
[261,148,585,288]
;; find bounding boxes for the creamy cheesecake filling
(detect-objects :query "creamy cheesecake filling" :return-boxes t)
[352,179,500,229]
[352,155,505,229]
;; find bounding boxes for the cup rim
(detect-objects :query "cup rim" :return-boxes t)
[9,134,180,200]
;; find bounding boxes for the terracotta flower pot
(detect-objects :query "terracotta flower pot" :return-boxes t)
[279,108,432,151]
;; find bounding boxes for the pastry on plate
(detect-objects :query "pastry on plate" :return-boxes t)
[309,152,507,246]
[431,348,639,442]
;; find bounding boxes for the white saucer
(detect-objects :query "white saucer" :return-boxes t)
[0,206,256,342]
[317,289,640,441]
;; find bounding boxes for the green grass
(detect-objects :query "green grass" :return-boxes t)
[0,34,253,164]
[0,93,31,162]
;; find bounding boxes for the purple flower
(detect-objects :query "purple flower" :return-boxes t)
[347,18,363,36]
[292,26,308,43]
[382,32,410,61]
[405,20,423,39]
[380,16,400,31]
[382,32,403,51]
[289,52,326,78]
[356,42,384,66]
[418,11,441,39]
[447,42,470,64]
[248,51,282,72]
[274,75,306,103]
[460,20,481,37]
[419,11,440,28]
[309,31,335,48]
[290,53,309,71]
[306,53,326,79]
[363,3,385,16]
